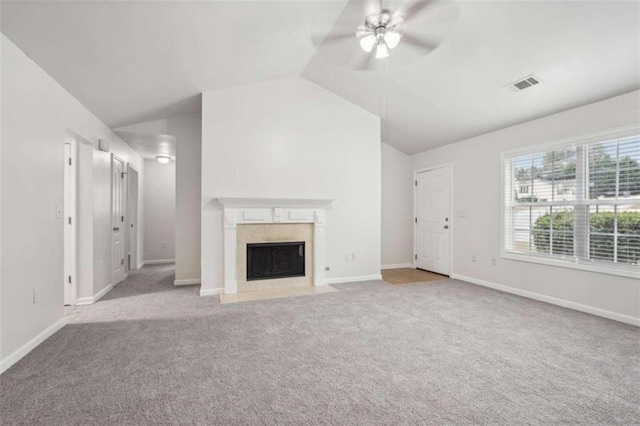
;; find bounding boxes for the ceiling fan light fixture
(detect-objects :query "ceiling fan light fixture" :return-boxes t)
[156,155,171,164]
[359,34,377,53]
[384,31,401,49]
[375,41,389,59]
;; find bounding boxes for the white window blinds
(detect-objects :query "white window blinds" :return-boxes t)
[503,128,640,278]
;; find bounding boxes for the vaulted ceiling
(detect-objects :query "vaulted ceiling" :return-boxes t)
[2,0,639,154]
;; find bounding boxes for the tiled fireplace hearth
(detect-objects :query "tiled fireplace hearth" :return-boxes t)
[216,198,333,295]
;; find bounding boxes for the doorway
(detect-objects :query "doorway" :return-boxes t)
[112,154,126,285]
[63,139,77,305]
[414,165,452,276]
[127,165,139,271]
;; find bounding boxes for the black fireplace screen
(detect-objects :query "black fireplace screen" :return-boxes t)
[246,241,305,281]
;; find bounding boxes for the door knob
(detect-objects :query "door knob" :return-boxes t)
[113,227,119,231]
[443,225,449,229]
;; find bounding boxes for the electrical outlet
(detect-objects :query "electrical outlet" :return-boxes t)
[56,205,63,219]
[491,257,497,266]
[33,289,39,304]
[161,240,166,248]
[472,255,477,262]
[351,252,357,261]
[345,253,351,262]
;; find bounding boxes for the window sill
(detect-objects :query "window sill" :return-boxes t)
[501,251,640,279]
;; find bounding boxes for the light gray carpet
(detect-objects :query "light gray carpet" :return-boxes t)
[1,264,639,425]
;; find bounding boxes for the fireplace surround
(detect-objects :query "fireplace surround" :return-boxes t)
[216,197,333,294]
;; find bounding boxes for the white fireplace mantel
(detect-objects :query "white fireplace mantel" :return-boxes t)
[215,197,333,295]
[216,197,334,209]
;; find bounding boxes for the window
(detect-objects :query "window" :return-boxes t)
[503,128,640,278]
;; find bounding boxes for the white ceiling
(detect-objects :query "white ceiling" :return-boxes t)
[2,1,639,154]
[304,0,640,153]
[0,0,348,128]
[115,131,176,160]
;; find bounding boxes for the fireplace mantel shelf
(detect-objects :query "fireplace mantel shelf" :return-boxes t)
[215,197,334,209]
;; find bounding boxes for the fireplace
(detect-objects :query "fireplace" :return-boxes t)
[247,241,305,281]
[214,197,333,295]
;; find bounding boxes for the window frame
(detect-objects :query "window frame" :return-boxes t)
[500,125,640,279]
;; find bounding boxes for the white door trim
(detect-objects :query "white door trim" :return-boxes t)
[126,164,139,271]
[413,163,454,275]
[63,138,78,305]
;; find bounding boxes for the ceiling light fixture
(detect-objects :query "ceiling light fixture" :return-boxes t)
[356,9,404,59]
[156,155,171,164]
[375,42,389,59]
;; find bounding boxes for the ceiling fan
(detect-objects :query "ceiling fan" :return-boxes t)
[312,0,459,70]
[356,8,405,59]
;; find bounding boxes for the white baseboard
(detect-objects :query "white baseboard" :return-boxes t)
[0,317,68,375]
[381,263,413,270]
[174,278,201,286]
[451,273,640,327]
[324,274,383,285]
[75,282,114,305]
[200,287,224,297]
[141,259,175,266]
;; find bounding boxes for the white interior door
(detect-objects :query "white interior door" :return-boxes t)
[127,166,139,270]
[112,155,126,285]
[416,166,451,275]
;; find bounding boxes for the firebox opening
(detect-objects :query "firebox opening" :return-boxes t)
[246,241,305,281]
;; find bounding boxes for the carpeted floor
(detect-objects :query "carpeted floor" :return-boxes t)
[1,264,639,425]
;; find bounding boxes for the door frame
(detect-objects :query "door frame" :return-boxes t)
[64,137,78,305]
[413,163,454,275]
[126,164,139,271]
[111,154,126,286]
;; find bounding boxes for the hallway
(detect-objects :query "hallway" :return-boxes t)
[66,264,212,325]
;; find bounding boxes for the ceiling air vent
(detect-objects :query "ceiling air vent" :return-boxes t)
[505,75,542,92]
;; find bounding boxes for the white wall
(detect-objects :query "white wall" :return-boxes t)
[201,77,381,292]
[412,90,640,323]
[170,113,202,283]
[143,159,176,262]
[381,142,414,268]
[1,35,144,369]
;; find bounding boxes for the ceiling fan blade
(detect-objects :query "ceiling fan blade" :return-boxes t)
[400,33,442,53]
[310,31,355,48]
[356,25,374,38]
[400,0,439,23]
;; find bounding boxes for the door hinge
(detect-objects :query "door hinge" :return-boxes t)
[68,276,72,284]
[68,217,72,225]
[415,180,417,186]
[121,258,124,265]
[415,254,417,260]
[68,158,72,166]
[121,172,125,179]
[415,217,417,223]
[121,215,124,222]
